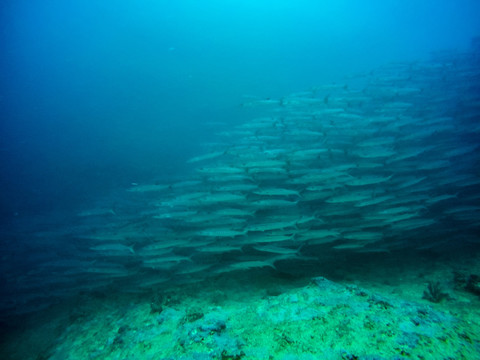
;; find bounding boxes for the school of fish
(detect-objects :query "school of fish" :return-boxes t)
[2,45,480,316]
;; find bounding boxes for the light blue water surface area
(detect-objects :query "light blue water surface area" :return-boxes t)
[1,1,480,359]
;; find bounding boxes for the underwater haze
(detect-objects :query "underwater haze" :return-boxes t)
[1,1,480,359]
[1,0,479,217]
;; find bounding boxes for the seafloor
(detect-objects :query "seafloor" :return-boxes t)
[1,248,479,360]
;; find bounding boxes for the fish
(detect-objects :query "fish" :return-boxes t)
[213,259,277,273]
[342,232,383,241]
[345,175,393,186]
[246,220,297,233]
[252,188,301,197]
[127,184,170,192]
[198,193,246,204]
[252,245,301,255]
[245,233,295,243]
[196,166,245,174]
[296,229,341,240]
[142,255,192,269]
[197,228,247,238]
[326,192,373,204]
[210,208,255,217]
[78,208,117,217]
[214,184,258,192]
[249,199,299,208]
[90,244,134,255]
[153,211,198,219]
[240,160,286,168]
[354,195,395,207]
[425,194,458,204]
[85,264,131,276]
[352,147,397,159]
[389,218,437,230]
[11,44,480,311]
[197,245,243,253]
[187,151,225,163]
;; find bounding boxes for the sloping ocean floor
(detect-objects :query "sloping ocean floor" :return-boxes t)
[1,249,480,360]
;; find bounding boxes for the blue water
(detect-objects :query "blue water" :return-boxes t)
[2,0,479,218]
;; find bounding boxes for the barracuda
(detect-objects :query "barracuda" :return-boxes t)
[246,221,297,232]
[252,188,301,197]
[198,229,247,238]
[27,46,480,307]
[196,166,245,174]
[250,199,299,208]
[326,192,373,203]
[345,175,393,186]
[187,151,225,163]
[90,244,134,254]
[198,193,246,204]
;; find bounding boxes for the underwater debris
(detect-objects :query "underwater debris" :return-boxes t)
[422,281,450,303]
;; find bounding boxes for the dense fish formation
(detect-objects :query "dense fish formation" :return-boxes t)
[1,46,479,317]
